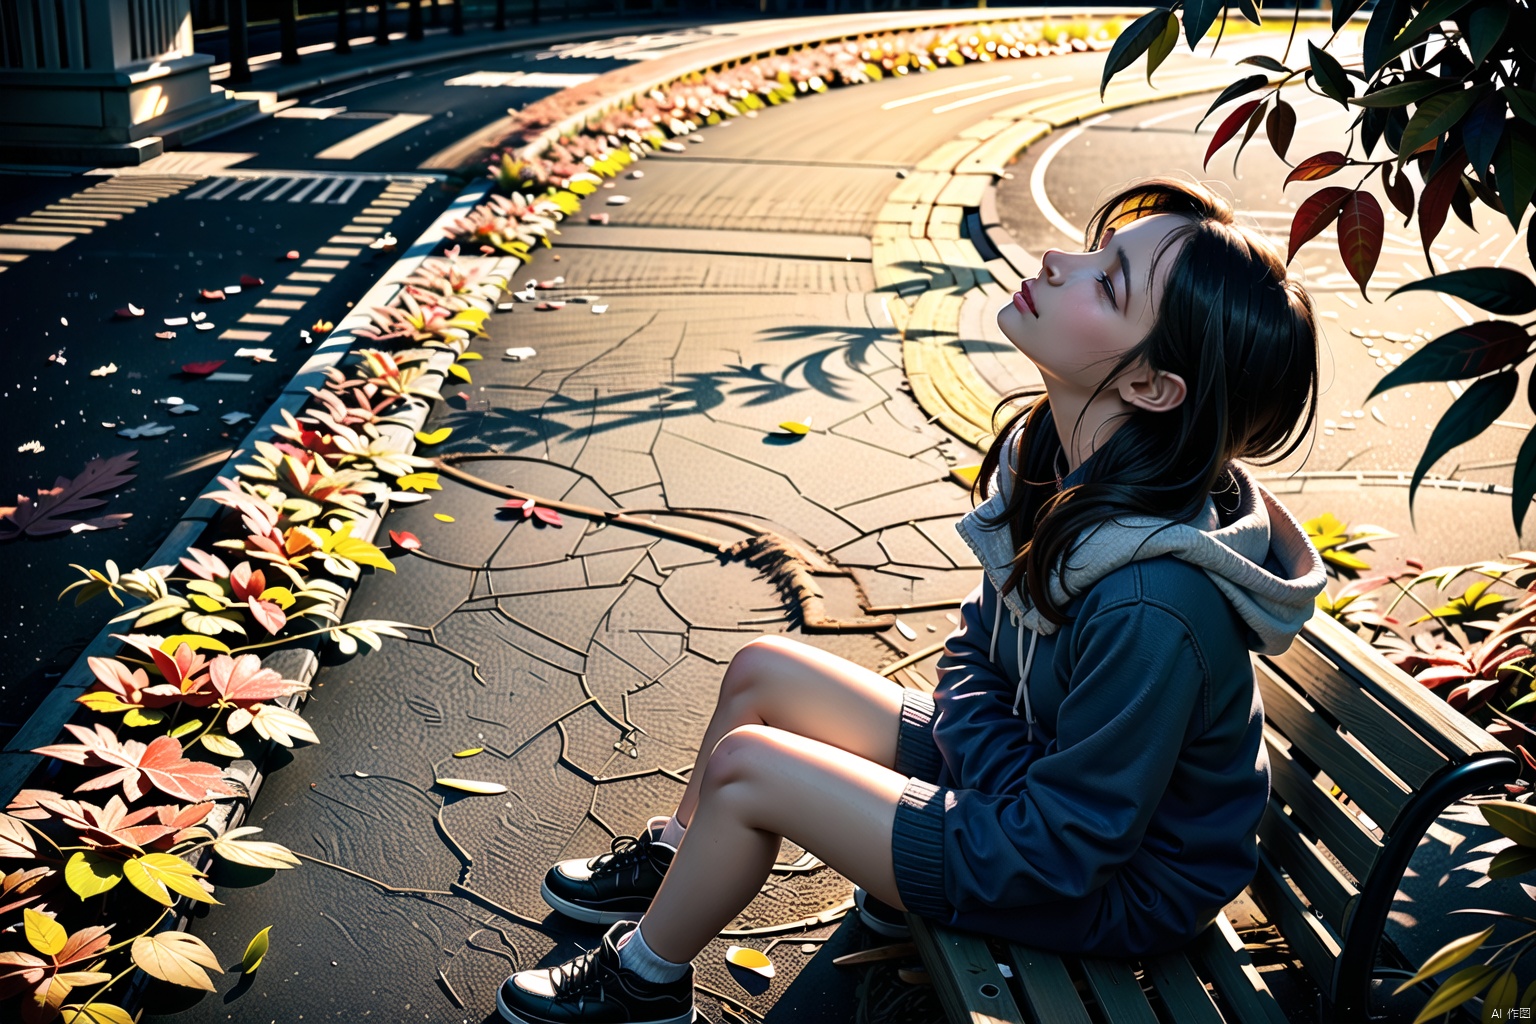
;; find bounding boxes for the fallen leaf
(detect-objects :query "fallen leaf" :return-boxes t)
[233,347,274,361]
[448,363,473,382]
[505,347,537,361]
[285,250,300,260]
[163,317,188,327]
[17,440,44,454]
[535,302,565,311]
[195,322,216,331]
[777,418,812,436]
[607,195,630,205]
[949,465,981,488]
[388,530,421,551]
[453,747,483,758]
[414,427,452,445]
[114,304,145,319]
[158,396,184,406]
[182,361,224,376]
[220,411,251,425]
[0,450,138,540]
[155,331,177,340]
[395,472,441,493]
[168,404,199,416]
[116,421,172,438]
[240,274,264,287]
[895,619,916,641]
[532,506,562,527]
[311,320,334,335]
[588,213,610,224]
[190,312,206,322]
[592,305,608,314]
[726,945,775,978]
[434,778,507,795]
[225,285,242,295]
[433,513,455,523]
[243,926,271,974]
[90,363,118,377]
[199,289,225,302]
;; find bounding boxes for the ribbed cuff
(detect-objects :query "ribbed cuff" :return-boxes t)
[894,689,943,783]
[892,777,950,918]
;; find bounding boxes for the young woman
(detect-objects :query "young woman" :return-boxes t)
[496,177,1328,1024]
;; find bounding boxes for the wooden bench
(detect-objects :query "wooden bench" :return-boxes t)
[907,610,1520,1023]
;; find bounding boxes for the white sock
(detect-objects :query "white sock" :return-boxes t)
[616,920,690,983]
[656,813,687,850]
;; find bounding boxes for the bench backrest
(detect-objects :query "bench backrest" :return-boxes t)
[1252,610,1518,1021]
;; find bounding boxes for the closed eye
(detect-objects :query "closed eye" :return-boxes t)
[1097,271,1116,307]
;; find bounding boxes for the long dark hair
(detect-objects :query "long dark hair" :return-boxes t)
[975,177,1318,623]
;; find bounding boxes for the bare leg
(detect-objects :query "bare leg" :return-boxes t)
[671,635,906,829]
[641,724,909,964]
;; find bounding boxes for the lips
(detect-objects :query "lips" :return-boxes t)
[1013,280,1037,317]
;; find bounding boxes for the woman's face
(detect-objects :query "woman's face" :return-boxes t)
[997,213,1188,397]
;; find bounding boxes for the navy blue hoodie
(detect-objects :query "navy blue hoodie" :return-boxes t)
[889,413,1327,956]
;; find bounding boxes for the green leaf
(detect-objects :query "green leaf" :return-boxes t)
[1395,925,1495,993]
[1183,0,1224,48]
[199,731,244,758]
[1409,371,1518,511]
[1377,0,1475,71]
[243,925,272,974]
[1389,268,1536,315]
[1364,0,1411,76]
[1196,74,1271,130]
[1484,970,1519,1022]
[1467,4,1510,67]
[1351,79,1452,108]
[168,718,203,739]
[1099,9,1172,99]
[1493,123,1536,231]
[1369,322,1530,397]
[1398,88,1487,168]
[66,851,124,899]
[1308,41,1354,107]
[1505,87,1536,124]
[1146,11,1180,84]
[1482,800,1536,846]
[1238,55,1291,74]
[25,906,66,955]
[1513,426,1536,534]
[1413,964,1497,1023]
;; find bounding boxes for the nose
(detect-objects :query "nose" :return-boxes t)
[1040,249,1065,283]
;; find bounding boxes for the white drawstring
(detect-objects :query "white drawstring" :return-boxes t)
[991,598,1039,741]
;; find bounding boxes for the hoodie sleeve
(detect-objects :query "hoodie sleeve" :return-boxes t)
[892,578,1210,918]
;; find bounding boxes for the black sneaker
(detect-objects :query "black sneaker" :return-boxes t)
[542,816,676,925]
[854,887,912,940]
[497,920,696,1024]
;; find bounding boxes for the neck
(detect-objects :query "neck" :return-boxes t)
[1044,383,1134,473]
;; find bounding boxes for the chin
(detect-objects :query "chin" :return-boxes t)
[996,300,1032,351]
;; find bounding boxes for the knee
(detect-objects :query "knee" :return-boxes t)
[718,635,800,705]
[701,724,779,793]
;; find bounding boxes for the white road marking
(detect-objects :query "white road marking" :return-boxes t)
[931,75,1075,114]
[315,113,431,161]
[275,106,346,119]
[444,70,598,88]
[879,75,1013,110]
[1029,114,1112,243]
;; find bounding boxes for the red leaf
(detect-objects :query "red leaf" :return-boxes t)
[247,597,287,635]
[1417,153,1465,263]
[0,451,138,541]
[1519,745,1536,773]
[1381,163,1415,224]
[1204,100,1263,170]
[389,530,421,551]
[1287,186,1352,263]
[239,274,264,287]
[228,561,266,601]
[33,725,236,802]
[1337,191,1385,299]
[1284,151,1349,187]
[285,250,300,260]
[199,289,226,302]
[179,546,229,580]
[532,505,563,527]
[208,653,306,707]
[182,360,225,376]
[1266,99,1296,162]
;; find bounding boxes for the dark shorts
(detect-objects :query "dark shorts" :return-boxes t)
[893,689,944,785]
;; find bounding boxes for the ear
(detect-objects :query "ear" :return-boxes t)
[1117,365,1187,414]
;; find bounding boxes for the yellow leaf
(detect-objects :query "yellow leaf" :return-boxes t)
[132,930,223,991]
[243,925,272,974]
[448,363,473,383]
[160,634,231,654]
[77,692,133,714]
[395,472,442,493]
[66,851,124,899]
[434,778,507,795]
[1412,964,1497,1023]
[777,418,811,435]
[1323,549,1372,571]
[434,513,455,523]
[725,945,775,978]
[212,827,302,870]
[453,747,483,758]
[123,707,167,728]
[414,427,453,445]
[124,853,220,908]
[199,731,244,758]
[25,907,66,955]
[59,1003,135,1024]
[1395,926,1495,993]
[456,351,483,361]
[949,465,981,488]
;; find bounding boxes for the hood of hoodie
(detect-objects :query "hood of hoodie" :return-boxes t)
[956,416,1327,657]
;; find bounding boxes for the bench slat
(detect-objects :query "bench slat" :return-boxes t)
[1265,728,1381,882]
[1249,847,1343,998]
[1255,660,1411,828]
[909,916,1024,1024]
[1144,950,1224,1023]
[1257,797,1359,933]
[1269,620,1447,786]
[1079,958,1159,1024]
[1006,947,1092,1024]
[1190,913,1292,1024]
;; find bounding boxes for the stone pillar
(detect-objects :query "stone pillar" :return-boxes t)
[0,0,247,165]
